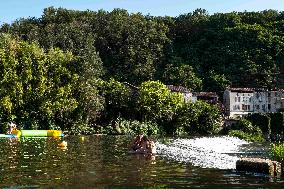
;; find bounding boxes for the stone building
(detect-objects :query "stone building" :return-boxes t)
[223,88,284,118]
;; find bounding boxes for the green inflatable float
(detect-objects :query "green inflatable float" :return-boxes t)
[11,130,64,137]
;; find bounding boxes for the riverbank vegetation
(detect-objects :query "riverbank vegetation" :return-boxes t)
[0,7,283,135]
[228,119,265,142]
[227,113,284,142]
[271,143,284,164]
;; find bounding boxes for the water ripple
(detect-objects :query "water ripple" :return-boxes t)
[156,136,249,169]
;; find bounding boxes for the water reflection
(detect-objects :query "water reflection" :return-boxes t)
[0,135,283,189]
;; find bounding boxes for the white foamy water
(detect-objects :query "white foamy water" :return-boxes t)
[156,136,249,169]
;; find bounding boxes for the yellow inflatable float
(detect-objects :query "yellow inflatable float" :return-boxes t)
[11,130,64,137]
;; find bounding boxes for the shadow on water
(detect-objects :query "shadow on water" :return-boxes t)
[0,135,283,189]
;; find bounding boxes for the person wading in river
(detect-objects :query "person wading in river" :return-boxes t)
[7,122,17,135]
[130,135,156,154]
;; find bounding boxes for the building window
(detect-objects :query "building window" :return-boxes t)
[268,104,271,110]
[235,97,237,102]
[256,105,259,110]
[242,105,250,111]
[249,97,251,102]
[238,97,241,102]
[235,105,240,110]
[268,92,271,97]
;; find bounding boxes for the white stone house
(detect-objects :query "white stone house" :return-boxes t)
[253,90,268,113]
[223,88,284,118]
[223,88,254,118]
[269,90,284,112]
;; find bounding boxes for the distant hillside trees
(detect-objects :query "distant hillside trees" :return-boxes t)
[1,7,283,90]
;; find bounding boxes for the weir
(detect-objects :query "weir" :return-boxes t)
[156,136,249,169]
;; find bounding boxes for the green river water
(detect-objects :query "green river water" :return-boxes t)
[0,135,283,189]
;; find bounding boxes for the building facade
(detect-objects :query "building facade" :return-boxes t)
[223,88,284,118]
[223,88,254,118]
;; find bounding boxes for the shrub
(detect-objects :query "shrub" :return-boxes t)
[271,143,284,163]
[228,119,265,142]
[233,119,254,133]
[228,127,265,142]
[247,113,271,134]
[106,118,159,136]
[269,112,284,134]
[69,122,96,135]
[138,80,183,122]
[175,101,222,135]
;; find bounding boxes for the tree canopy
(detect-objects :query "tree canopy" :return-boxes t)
[0,33,103,132]
[2,7,282,90]
[0,7,283,133]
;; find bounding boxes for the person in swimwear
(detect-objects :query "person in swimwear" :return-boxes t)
[131,135,156,154]
[131,134,144,151]
[7,122,17,135]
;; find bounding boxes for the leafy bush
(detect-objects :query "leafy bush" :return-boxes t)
[175,101,222,135]
[233,119,254,133]
[69,122,96,135]
[271,143,284,163]
[0,122,9,134]
[269,112,284,134]
[100,79,133,121]
[228,128,265,142]
[103,118,159,136]
[138,80,183,122]
[228,119,265,142]
[247,113,271,134]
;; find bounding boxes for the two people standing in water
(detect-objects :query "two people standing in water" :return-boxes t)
[131,134,156,154]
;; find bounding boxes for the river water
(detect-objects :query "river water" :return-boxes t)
[0,135,283,189]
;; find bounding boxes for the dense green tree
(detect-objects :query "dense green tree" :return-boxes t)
[162,62,203,91]
[100,79,132,122]
[171,9,283,90]
[176,101,221,135]
[138,80,183,122]
[0,33,104,132]
[0,33,78,130]
[69,38,104,129]
[2,8,283,90]
[1,7,170,85]
[90,9,170,83]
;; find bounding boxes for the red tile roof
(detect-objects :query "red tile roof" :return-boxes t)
[166,85,190,93]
